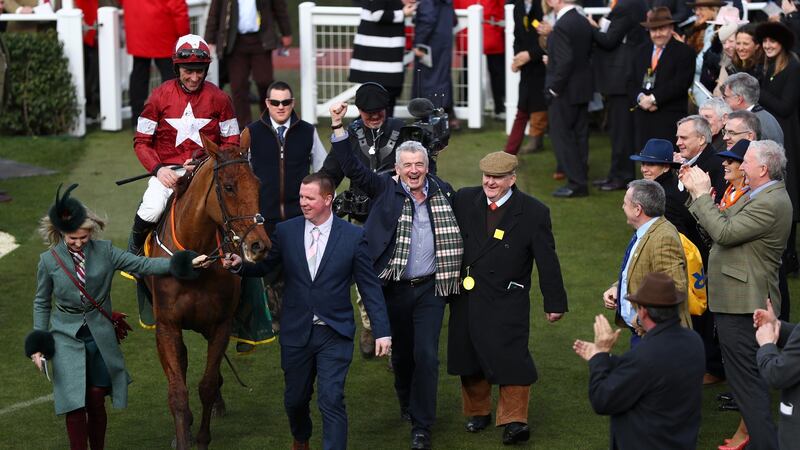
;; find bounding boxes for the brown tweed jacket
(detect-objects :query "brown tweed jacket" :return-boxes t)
[612,216,691,329]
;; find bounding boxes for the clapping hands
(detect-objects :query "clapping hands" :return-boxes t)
[573,315,622,361]
[754,298,781,346]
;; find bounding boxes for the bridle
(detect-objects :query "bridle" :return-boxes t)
[199,154,265,261]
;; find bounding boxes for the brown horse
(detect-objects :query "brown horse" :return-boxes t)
[144,135,270,450]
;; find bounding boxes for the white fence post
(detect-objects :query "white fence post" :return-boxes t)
[466,4,483,129]
[57,7,85,137]
[98,7,122,131]
[299,2,317,124]
[504,4,517,135]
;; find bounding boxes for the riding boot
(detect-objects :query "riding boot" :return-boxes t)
[86,386,109,450]
[65,408,89,450]
[128,214,157,255]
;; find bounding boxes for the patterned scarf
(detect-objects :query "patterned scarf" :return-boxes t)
[379,179,463,296]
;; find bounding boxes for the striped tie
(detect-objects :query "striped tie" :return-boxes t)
[70,249,86,288]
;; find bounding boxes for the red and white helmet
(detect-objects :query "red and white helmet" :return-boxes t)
[172,34,212,68]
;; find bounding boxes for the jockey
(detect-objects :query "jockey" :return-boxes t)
[129,34,239,255]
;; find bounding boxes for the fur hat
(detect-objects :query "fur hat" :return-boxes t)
[48,184,87,234]
[756,21,795,53]
[24,330,55,359]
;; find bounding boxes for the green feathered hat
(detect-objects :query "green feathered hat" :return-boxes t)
[48,183,87,233]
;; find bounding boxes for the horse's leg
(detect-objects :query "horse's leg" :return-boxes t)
[195,324,231,450]
[156,325,193,450]
[211,373,225,418]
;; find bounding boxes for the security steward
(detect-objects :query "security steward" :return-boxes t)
[448,151,568,446]
[319,82,407,358]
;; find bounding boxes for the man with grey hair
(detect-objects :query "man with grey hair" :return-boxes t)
[602,179,690,347]
[675,115,726,202]
[681,140,792,450]
[723,110,760,150]
[329,102,463,450]
[722,72,784,145]
[699,97,732,151]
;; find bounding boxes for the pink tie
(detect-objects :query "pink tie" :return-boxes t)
[307,227,321,278]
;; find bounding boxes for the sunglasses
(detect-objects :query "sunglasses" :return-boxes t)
[268,99,294,107]
[175,48,210,59]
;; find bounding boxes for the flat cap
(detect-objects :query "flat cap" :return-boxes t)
[355,82,390,113]
[479,152,518,176]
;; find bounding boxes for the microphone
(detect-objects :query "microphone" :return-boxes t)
[407,98,435,119]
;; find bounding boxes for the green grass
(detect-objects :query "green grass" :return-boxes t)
[0,108,797,449]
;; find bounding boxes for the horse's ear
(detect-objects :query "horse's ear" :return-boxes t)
[201,134,219,159]
[240,127,251,152]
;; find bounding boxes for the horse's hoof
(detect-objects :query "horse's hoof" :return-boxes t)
[212,398,227,418]
[171,434,194,449]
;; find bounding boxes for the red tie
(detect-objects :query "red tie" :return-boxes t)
[69,249,86,288]
[489,202,498,211]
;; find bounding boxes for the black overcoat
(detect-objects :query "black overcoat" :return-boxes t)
[447,186,568,385]
[512,0,547,112]
[588,317,705,450]
[629,38,694,150]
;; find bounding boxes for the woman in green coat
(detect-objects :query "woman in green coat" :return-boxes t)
[24,184,203,450]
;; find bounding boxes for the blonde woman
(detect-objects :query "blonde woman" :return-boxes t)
[25,184,204,450]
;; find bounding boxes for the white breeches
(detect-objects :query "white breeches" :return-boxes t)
[136,168,186,222]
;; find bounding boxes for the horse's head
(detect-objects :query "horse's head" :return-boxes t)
[202,135,270,263]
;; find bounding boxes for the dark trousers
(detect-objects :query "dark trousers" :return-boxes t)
[715,313,778,450]
[486,54,505,114]
[692,310,725,378]
[548,98,589,189]
[281,325,353,450]
[605,95,636,182]
[384,278,446,432]
[228,33,274,129]
[129,57,174,123]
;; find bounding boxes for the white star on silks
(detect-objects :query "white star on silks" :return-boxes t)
[166,102,212,147]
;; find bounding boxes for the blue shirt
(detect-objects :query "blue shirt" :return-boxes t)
[748,180,779,199]
[620,217,659,326]
[400,179,436,278]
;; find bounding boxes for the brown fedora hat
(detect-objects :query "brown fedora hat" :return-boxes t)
[641,7,677,29]
[626,272,686,307]
[686,0,726,7]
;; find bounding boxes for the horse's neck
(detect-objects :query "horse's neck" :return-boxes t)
[171,165,220,252]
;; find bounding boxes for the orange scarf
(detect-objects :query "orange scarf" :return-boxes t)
[718,183,749,211]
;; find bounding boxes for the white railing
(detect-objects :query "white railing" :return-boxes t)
[0,7,85,136]
[299,2,484,129]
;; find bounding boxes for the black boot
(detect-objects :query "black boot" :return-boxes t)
[128,215,156,255]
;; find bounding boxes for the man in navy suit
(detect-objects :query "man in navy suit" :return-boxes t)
[223,173,392,450]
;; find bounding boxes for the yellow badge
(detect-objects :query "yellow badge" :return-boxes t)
[463,276,475,291]
[493,229,505,240]
[532,19,541,29]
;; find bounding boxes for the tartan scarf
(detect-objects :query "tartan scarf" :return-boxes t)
[379,179,463,296]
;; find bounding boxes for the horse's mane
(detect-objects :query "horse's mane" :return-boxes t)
[173,145,246,199]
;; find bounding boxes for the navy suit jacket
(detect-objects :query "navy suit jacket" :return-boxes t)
[240,215,391,347]
[330,137,456,275]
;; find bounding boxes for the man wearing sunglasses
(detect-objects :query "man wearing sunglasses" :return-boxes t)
[235,81,327,353]
[319,82,411,359]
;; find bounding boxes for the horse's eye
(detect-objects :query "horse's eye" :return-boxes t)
[224,184,234,192]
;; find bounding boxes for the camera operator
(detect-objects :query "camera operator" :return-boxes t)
[319,82,406,359]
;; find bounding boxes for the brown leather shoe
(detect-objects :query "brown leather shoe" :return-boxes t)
[552,171,566,180]
[292,440,310,450]
[519,136,543,154]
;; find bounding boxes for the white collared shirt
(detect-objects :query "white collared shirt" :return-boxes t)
[487,188,513,207]
[237,0,260,34]
[305,212,333,325]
